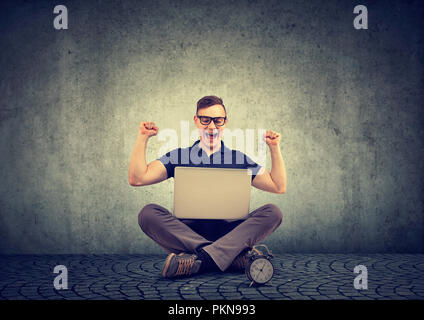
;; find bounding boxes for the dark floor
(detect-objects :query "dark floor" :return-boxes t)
[0,254,423,300]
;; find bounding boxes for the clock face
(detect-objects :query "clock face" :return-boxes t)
[249,258,274,284]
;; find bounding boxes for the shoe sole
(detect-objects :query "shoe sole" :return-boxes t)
[162,253,176,277]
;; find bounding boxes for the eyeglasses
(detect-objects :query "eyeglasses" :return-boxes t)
[196,115,227,127]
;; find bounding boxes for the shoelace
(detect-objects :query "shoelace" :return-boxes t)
[232,255,247,269]
[175,256,196,276]
[232,248,262,269]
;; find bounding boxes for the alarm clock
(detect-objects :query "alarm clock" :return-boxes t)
[245,244,274,287]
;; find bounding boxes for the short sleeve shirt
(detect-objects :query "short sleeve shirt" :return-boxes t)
[158,140,262,181]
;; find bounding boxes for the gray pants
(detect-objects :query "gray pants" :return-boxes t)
[138,203,283,271]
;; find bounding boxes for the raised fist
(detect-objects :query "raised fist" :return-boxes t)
[264,130,281,146]
[139,121,159,138]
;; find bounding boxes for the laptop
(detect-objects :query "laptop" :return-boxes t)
[173,167,251,220]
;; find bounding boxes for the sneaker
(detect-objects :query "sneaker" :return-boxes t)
[229,248,262,271]
[162,253,202,278]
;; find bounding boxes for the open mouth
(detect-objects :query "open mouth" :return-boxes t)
[204,131,219,141]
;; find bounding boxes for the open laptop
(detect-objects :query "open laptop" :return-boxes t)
[173,167,251,220]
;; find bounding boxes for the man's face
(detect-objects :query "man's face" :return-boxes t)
[194,104,227,149]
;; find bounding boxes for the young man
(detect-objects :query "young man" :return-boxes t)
[129,96,287,277]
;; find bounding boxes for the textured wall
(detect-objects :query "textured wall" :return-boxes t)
[0,0,423,254]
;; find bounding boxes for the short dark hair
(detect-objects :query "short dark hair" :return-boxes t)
[196,95,226,115]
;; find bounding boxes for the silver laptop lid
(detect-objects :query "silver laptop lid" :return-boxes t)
[173,167,251,220]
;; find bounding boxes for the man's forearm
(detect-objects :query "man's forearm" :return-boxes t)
[128,133,149,184]
[269,144,287,193]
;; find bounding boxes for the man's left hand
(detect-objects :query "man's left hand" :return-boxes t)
[264,130,281,146]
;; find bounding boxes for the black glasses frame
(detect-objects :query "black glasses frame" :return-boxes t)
[196,115,227,127]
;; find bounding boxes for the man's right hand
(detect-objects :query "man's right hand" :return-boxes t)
[130,121,167,186]
[139,121,159,138]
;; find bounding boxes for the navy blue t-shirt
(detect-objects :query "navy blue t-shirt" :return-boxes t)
[158,140,262,181]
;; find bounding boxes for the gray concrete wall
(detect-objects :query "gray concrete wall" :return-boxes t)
[0,0,423,254]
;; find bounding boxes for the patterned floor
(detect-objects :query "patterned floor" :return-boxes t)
[0,254,423,300]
